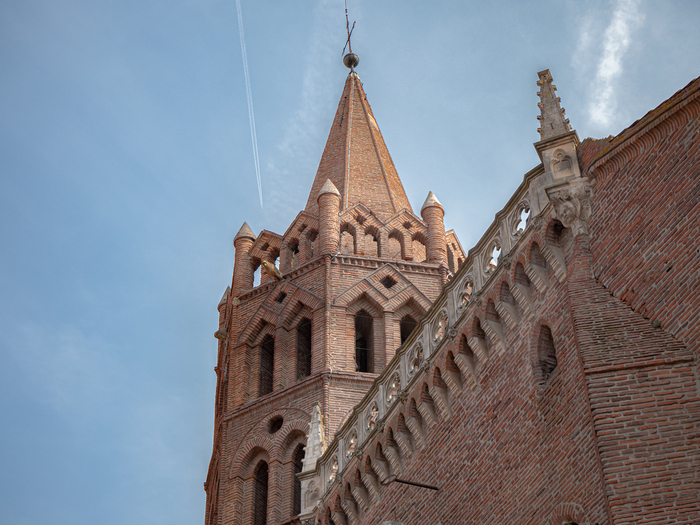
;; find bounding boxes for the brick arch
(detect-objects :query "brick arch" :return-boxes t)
[238,307,278,346]
[280,285,322,318]
[393,296,427,322]
[339,222,357,255]
[282,302,314,331]
[278,421,309,463]
[285,213,320,240]
[543,215,566,245]
[345,291,385,319]
[251,321,277,347]
[508,252,529,283]
[465,313,485,340]
[229,440,274,480]
[234,407,314,447]
[386,228,405,259]
[544,501,587,525]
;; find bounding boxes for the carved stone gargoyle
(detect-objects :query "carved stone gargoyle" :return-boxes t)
[546,177,595,237]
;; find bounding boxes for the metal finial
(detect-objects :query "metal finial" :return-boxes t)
[343,53,359,69]
[342,0,358,69]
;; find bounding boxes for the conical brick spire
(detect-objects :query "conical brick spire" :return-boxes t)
[536,69,572,140]
[304,71,413,221]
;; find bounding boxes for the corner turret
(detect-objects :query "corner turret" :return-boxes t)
[421,191,447,267]
[232,222,256,297]
[317,179,341,255]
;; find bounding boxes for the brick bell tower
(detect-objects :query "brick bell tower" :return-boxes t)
[204,53,465,525]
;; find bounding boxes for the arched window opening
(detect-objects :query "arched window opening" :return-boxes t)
[308,230,319,259]
[412,233,427,263]
[363,227,379,258]
[252,260,262,288]
[538,325,558,382]
[355,310,374,373]
[253,461,269,525]
[292,444,305,516]
[289,241,300,269]
[296,318,312,380]
[387,231,403,260]
[340,223,356,255]
[259,335,275,397]
[400,315,417,345]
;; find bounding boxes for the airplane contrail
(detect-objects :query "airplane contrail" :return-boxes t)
[235,0,263,208]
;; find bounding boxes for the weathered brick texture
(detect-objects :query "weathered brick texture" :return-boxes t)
[206,70,700,525]
[204,69,464,525]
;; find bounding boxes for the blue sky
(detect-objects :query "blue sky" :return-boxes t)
[0,1,698,524]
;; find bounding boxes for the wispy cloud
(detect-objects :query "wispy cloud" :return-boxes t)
[587,0,645,128]
[264,0,342,224]
[235,0,263,209]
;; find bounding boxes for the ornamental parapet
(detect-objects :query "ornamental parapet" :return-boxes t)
[297,158,588,521]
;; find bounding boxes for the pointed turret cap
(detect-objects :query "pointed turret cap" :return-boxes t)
[420,191,443,214]
[536,69,573,140]
[317,178,341,200]
[233,222,256,242]
[218,286,231,308]
[304,71,413,221]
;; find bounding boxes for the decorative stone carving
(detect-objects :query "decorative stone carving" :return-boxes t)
[447,325,459,340]
[366,403,379,431]
[385,372,400,406]
[302,403,327,472]
[550,149,575,179]
[408,341,423,376]
[432,311,449,345]
[327,455,338,486]
[531,214,545,230]
[345,431,357,459]
[483,241,502,276]
[546,177,595,237]
[512,201,531,239]
[457,276,473,312]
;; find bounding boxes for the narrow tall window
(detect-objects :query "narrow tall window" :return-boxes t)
[400,315,417,345]
[538,325,557,382]
[296,318,312,380]
[253,461,269,525]
[292,444,305,515]
[355,310,373,373]
[259,335,274,397]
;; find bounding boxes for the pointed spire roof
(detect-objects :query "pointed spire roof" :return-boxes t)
[317,178,340,200]
[304,71,413,221]
[536,69,573,141]
[420,191,443,214]
[234,221,255,242]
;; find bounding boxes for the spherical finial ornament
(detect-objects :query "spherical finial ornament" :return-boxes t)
[343,53,359,69]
